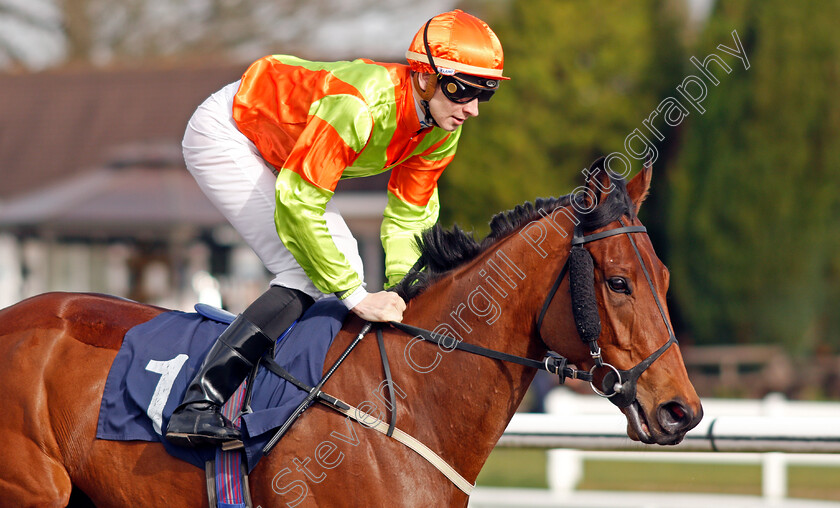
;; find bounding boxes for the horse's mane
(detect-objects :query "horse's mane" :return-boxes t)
[393,175,635,301]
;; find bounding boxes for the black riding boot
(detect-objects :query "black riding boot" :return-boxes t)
[164,315,271,447]
[165,286,313,448]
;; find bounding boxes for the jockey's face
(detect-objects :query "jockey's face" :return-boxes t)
[416,73,480,132]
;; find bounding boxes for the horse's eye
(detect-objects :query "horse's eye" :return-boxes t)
[607,277,631,294]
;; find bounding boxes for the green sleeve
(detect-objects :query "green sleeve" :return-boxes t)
[274,169,364,297]
[381,188,440,288]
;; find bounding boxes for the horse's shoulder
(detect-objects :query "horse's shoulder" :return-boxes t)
[3,292,166,350]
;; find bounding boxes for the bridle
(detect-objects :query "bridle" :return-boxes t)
[534,217,678,408]
[391,216,677,410]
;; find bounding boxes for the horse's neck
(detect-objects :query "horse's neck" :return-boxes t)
[396,233,562,481]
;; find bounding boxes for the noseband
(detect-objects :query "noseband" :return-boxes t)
[535,218,677,408]
[390,217,677,410]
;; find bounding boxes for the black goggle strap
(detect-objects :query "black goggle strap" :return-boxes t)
[413,18,437,104]
[410,17,437,119]
[422,18,438,77]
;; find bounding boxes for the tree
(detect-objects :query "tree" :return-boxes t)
[439,0,687,237]
[667,0,840,354]
[0,0,63,69]
[3,0,444,69]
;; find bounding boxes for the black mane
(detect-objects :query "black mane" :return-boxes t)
[393,176,635,301]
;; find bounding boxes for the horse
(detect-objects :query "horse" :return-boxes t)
[0,158,702,507]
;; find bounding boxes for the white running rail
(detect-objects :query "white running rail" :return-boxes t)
[493,390,840,503]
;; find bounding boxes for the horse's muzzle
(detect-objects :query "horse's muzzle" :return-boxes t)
[625,399,702,445]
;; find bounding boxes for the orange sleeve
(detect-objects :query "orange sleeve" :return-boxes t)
[387,154,453,207]
[284,115,363,192]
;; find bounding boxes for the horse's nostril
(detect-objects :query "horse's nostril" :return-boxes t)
[658,401,692,434]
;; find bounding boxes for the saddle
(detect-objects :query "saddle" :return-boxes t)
[97,298,346,461]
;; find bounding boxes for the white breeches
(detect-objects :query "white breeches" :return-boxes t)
[181,81,365,302]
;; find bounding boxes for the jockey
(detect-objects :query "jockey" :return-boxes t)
[165,9,508,448]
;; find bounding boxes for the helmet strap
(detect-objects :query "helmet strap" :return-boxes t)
[413,71,437,101]
[412,72,438,127]
[420,99,436,128]
[411,16,441,127]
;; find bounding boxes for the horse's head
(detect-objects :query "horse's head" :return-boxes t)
[538,157,702,445]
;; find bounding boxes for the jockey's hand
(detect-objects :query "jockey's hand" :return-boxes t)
[351,291,406,323]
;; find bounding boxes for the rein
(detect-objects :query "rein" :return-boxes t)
[389,321,591,382]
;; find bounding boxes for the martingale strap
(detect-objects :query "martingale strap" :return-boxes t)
[260,358,349,411]
[376,327,397,437]
[330,400,475,495]
[259,322,473,495]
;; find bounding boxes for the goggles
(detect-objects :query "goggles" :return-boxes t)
[439,74,498,103]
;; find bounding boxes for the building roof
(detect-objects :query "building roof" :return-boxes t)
[0,156,388,238]
[0,64,247,200]
[0,63,391,236]
[0,152,225,238]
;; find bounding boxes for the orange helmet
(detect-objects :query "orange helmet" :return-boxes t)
[406,9,509,81]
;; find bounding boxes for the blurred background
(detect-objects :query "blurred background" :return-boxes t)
[1,0,839,399]
[2,0,840,503]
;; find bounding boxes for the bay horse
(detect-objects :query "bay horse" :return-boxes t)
[0,159,701,507]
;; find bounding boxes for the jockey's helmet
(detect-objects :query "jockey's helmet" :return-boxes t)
[406,10,508,103]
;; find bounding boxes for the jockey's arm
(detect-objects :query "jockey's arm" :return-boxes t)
[275,165,409,322]
[381,130,459,288]
[271,95,375,307]
[264,94,416,322]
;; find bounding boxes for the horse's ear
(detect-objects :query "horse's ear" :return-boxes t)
[582,156,613,208]
[627,158,652,214]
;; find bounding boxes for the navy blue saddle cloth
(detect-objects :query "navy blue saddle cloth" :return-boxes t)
[96,297,348,472]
